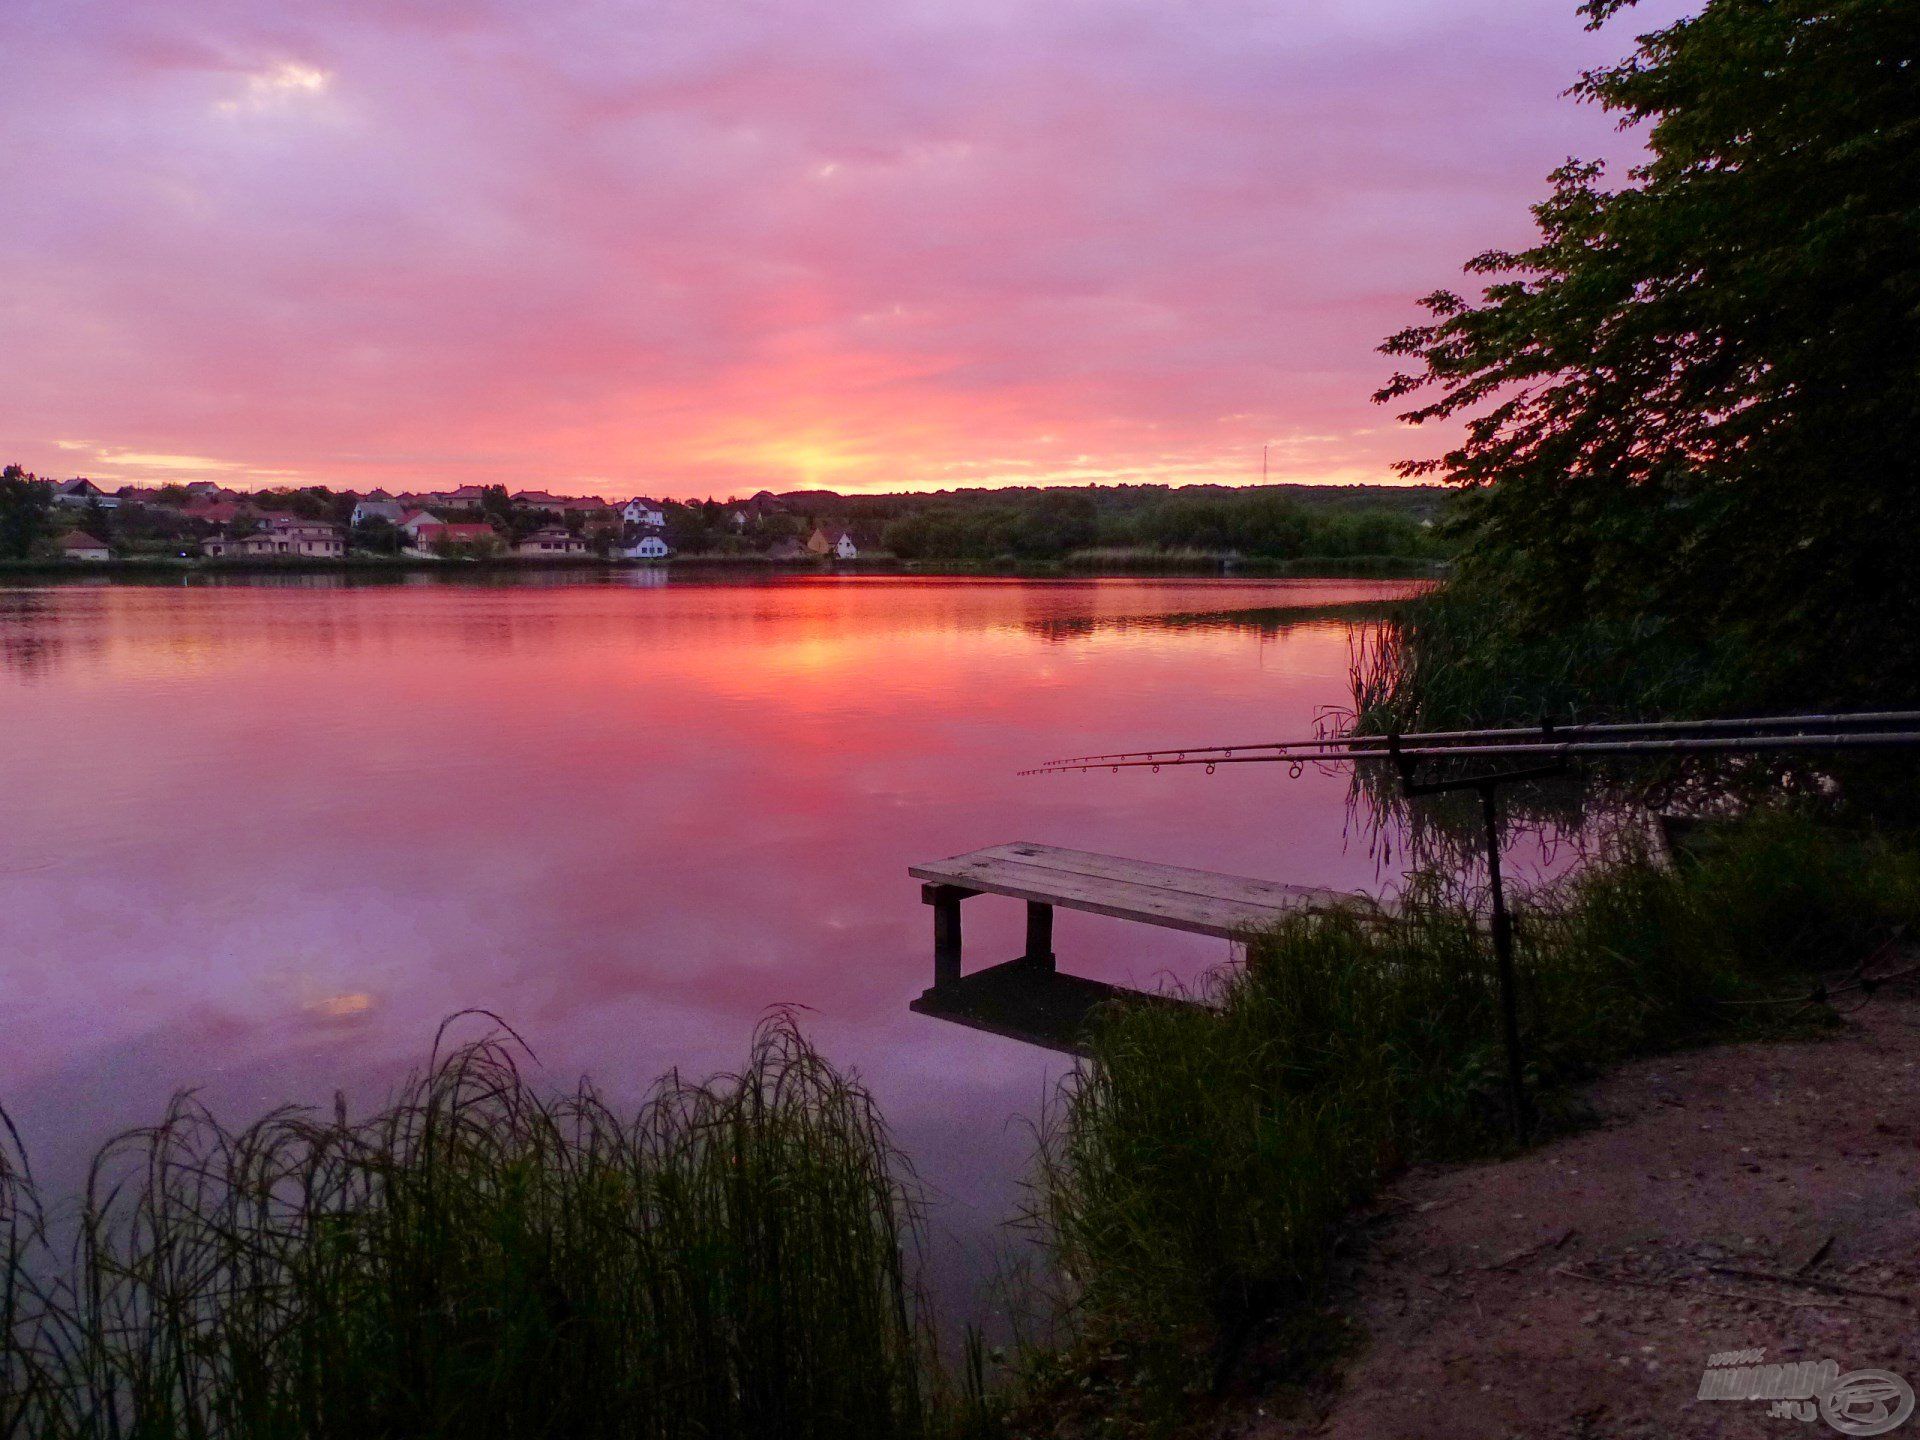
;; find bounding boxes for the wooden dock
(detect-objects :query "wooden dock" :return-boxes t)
[907,842,1386,1053]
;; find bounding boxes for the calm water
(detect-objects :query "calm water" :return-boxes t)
[0,572,1433,1316]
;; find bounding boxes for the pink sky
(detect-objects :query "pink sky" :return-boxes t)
[0,0,1686,499]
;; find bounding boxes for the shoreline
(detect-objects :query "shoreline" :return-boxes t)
[0,553,1446,582]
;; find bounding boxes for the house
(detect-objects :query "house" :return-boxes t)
[59,531,112,561]
[203,516,344,559]
[182,481,223,501]
[407,521,500,556]
[622,497,666,528]
[415,484,490,510]
[397,509,444,541]
[511,490,608,515]
[351,489,405,526]
[274,520,345,558]
[515,525,589,557]
[806,526,858,560]
[52,478,117,509]
[621,535,671,560]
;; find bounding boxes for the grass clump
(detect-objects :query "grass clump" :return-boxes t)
[1,1014,946,1440]
[1033,812,1920,1400]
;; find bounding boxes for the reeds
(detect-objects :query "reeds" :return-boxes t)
[1,1013,940,1440]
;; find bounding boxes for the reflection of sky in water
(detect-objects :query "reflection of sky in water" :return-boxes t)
[0,572,1486,1322]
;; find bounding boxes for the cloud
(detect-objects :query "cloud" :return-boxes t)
[214,60,331,116]
[0,0,1696,496]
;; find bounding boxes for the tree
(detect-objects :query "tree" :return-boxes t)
[0,465,53,559]
[80,499,116,549]
[479,485,515,528]
[351,516,404,555]
[1376,0,1920,708]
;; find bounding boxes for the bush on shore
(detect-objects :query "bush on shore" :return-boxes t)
[1031,812,1920,1404]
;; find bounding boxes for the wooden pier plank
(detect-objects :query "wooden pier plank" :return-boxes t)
[971,842,1360,911]
[909,842,1382,940]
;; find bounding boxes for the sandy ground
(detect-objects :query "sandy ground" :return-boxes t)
[1237,985,1920,1439]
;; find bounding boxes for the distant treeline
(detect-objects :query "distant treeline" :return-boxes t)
[868,485,1448,563]
[2,464,1449,568]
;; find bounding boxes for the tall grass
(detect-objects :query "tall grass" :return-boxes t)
[1033,813,1920,1391]
[1,1014,947,1440]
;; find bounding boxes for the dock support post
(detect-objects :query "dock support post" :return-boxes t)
[1024,902,1055,972]
[1480,782,1531,1143]
[925,883,967,988]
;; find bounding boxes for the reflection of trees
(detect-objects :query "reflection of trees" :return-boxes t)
[2,627,72,678]
[1024,600,1400,643]
[0,592,104,680]
[1343,761,1602,882]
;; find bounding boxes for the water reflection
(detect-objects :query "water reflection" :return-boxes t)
[1024,595,1407,643]
[1,573,1438,1321]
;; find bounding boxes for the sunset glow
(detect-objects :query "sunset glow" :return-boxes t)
[1,1,1680,498]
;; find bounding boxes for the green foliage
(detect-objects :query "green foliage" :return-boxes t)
[664,500,735,554]
[1124,493,1437,561]
[108,499,202,549]
[882,494,1097,562]
[0,466,54,560]
[478,484,515,527]
[2,1016,942,1440]
[1034,813,1920,1387]
[882,490,1441,564]
[1349,585,1757,731]
[1376,0,1920,712]
[77,499,115,549]
[350,516,404,555]
[250,486,349,523]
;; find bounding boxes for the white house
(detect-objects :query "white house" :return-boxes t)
[59,531,112,561]
[52,478,117,509]
[622,497,666,528]
[397,509,444,541]
[834,531,858,560]
[622,535,671,560]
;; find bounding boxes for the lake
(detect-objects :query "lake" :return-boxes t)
[0,571,1438,1322]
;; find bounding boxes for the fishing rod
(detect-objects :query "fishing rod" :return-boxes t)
[1036,709,1920,771]
[1023,728,1920,776]
[1023,710,1920,1143]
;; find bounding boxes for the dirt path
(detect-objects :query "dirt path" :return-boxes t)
[1246,987,1920,1439]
